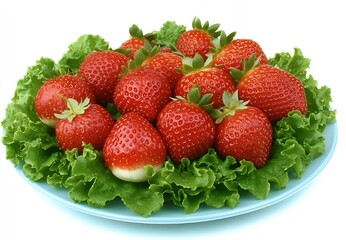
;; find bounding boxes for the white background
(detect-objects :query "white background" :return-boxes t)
[1,0,345,239]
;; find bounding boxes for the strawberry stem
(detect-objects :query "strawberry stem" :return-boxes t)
[230,54,261,84]
[173,85,213,111]
[54,97,91,122]
[122,45,161,74]
[192,17,221,38]
[181,53,213,74]
[211,90,249,124]
[210,31,237,54]
[129,24,144,39]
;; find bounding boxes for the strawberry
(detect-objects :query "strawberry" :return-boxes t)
[55,98,115,153]
[176,17,221,59]
[103,112,166,182]
[114,67,171,121]
[34,75,96,128]
[143,51,184,93]
[77,50,129,105]
[212,31,268,71]
[119,24,145,59]
[156,85,215,163]
[232,55,308,122]
[123,46,183,94]
[174,54,236,108]
[212,91,272,168]
[159,47,173,53]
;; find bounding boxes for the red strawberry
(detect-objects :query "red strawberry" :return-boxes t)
[114,67,171,121]
[143,51,184,93]
[232,55,308,122]
[174,54,236,108]
[213,91,272,168]
[176,17,220,59]
[156,85,215,163]
[212,31,268,71]
[159,47,173,53]
[103,112,166,182]
[120,24,145,59]
[77,50,129,105]
[55,98,114,153]
[34,75,96,128]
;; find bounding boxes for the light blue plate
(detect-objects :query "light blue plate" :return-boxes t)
[17,122,338,224]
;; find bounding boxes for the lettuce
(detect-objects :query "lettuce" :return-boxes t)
[59,34,110,75]
[62,145,163,216]
[155,21,186,48]
[1,31,336,217]
[270,48,336,128]
[1,58,61,180]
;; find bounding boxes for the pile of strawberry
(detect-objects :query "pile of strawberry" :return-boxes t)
[34,17,307,183]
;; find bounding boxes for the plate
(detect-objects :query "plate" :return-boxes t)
[17,122,338,224]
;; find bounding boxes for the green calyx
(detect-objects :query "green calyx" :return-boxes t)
[179,53,213,74]
[129,24,144,39]
[121,45,161,74]
[230,54,261,83]
[112,48,132,56]
[192,17,221,38]
[54,97,91,122]
[122,24,157,54]
[211,90,249,124]
[210,30,236,54]
[128,24,157,45]
[174,85,213,111]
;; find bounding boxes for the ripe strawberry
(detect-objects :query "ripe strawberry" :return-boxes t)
[212,91,272,168]
[55,98,114,153]
[174,54,236,108]
[159,47,173,53]
[232,55,308,122]
[176,17,221,59]
[34,75,96,128]
[119,24,145,59]
[212,31,268,71]
[143,51,184,93]
[77,50,129,105]
[156,85,215,163]
[103,112,166,182]
[114,67,171,121]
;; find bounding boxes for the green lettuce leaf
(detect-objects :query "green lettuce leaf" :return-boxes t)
[63,145,163,217]
[270,48,336,128]
[155,21,186,48]
[1,58,61,179]
[149,150,228,213]
[59,34,110,74]
[269,48,310,79]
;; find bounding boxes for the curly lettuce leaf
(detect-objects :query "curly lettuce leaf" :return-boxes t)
[63,145,163,217]
[59,34,110,74]
[269,48,310,79]
[270,48,336,128]
[149,150,232,213]
[155,21,186,48]
[149,150,258,213]
[1,58,61,179]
